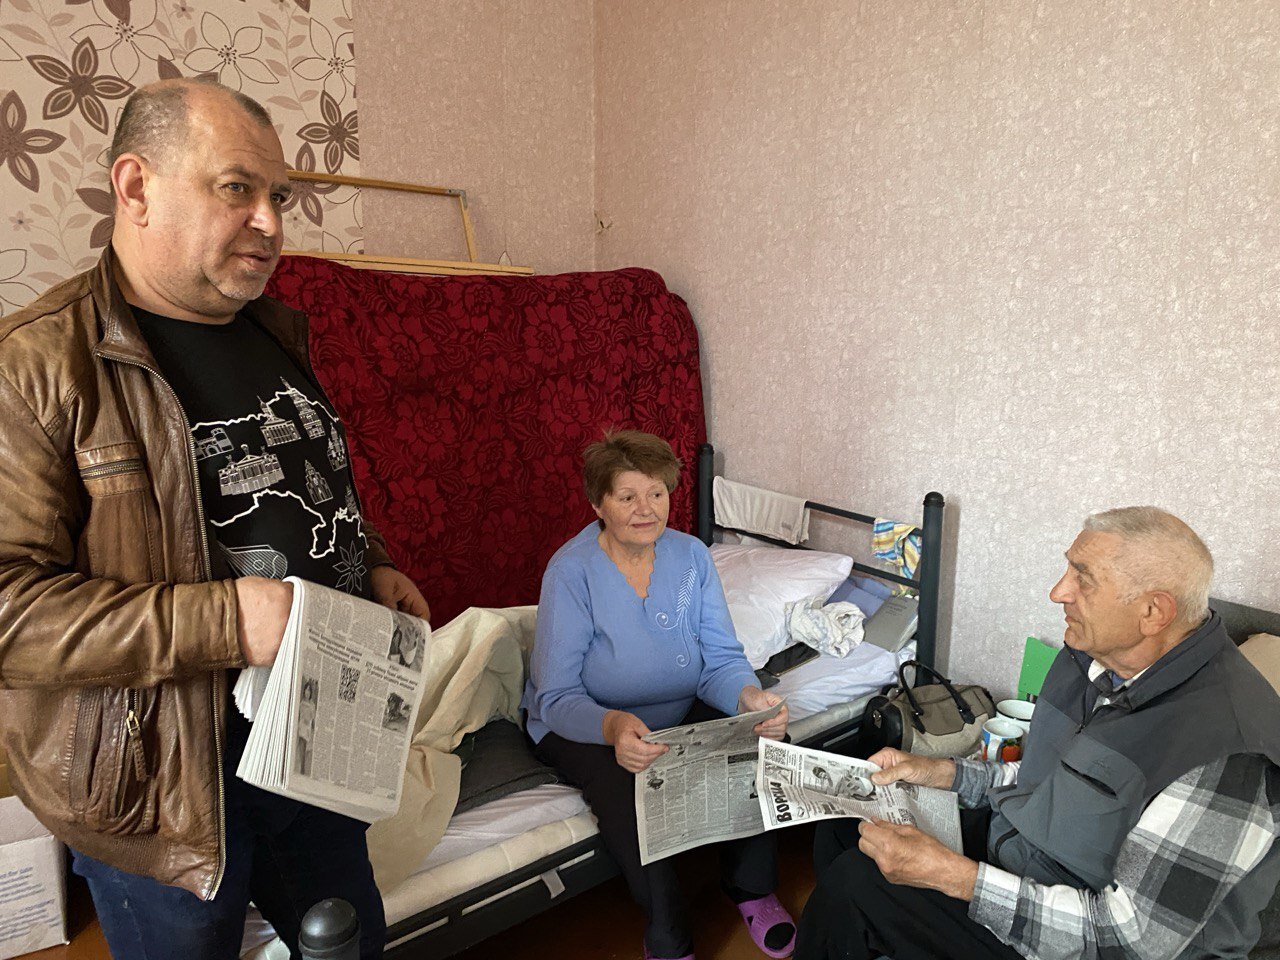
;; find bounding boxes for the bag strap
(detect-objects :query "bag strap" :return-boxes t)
[897,660,978,730]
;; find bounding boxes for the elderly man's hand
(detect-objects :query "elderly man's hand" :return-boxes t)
[867,747,956,790]
[371,566,430,619]
[602,710,669,773]
[738,686,789,740]
[858,820,979,900]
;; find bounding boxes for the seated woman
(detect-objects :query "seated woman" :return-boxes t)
[523,430,795,960]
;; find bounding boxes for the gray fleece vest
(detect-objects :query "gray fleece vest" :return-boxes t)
[987,613,1280,956]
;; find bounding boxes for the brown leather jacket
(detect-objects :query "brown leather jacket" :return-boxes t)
[0,251,391,899]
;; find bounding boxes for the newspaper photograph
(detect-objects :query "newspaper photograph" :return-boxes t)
[635,702,783,865]
[755,739,962,853]
[233,577,430,823]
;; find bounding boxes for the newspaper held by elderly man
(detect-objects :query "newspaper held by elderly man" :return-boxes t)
[233,577,431,823]
[755,739,962,853]
[635,702,784,865]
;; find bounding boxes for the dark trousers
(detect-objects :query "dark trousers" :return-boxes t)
[795,809,1023,960]
[536,702,778,959]
[71,775,386,960]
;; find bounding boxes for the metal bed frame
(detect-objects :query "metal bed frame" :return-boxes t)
[696,442,946,668]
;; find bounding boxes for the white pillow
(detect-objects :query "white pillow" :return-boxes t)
[710,544,853,668]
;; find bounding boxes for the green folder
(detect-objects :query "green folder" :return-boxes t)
[1018,636,1059,700]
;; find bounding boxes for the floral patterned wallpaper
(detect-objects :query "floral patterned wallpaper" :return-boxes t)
[0,0,362,315]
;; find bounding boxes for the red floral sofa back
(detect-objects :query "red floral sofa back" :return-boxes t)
[266,257,707,627]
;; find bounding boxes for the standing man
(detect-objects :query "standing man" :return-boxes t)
[0,79,428,959]
[797,507,1280,960]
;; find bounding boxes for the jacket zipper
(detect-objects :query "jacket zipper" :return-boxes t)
[124,689,149,781]
[99,355,225,899]
[82,458,145,480]
[1069,650,1094,733]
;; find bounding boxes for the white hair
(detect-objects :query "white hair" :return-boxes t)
[1083,506,1213,626]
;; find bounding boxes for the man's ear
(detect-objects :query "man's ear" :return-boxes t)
[110,154,151,227]
[1139,591,1178,637]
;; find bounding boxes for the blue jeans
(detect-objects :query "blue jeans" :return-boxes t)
[72,775,386,960]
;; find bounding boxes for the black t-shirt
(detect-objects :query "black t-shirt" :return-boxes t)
[133,309,373,601]
[134,308,373,788]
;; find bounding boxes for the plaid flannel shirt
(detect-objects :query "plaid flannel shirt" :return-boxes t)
[952,754,1280,960]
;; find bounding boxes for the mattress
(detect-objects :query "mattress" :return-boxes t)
[384,811,602,938]
[412,783,589,874]
[776,640,913,742]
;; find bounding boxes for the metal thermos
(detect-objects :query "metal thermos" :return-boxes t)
[298,898,361,960]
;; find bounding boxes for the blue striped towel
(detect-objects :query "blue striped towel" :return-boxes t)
[872,519,921,580]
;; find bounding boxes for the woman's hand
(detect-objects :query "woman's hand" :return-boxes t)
[867,747,956,789]
[738,686,789,740]
[602,710,669,773]
[371,566,431,619]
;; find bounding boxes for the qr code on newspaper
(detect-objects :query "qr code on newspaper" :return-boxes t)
[338,665,360,703]
[763,743,790,765]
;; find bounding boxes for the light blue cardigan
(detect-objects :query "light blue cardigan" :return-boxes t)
[523,523,758,745]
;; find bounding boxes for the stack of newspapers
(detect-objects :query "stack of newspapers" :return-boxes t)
[233,577,431,823]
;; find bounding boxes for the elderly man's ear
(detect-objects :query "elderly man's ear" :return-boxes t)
[110,155,151,227]
[1138,591,1179,637]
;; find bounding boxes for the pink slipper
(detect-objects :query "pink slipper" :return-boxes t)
[736,893,796,958]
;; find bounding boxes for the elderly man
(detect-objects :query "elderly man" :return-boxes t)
[0,79,428,959]
[797,507,1280,960]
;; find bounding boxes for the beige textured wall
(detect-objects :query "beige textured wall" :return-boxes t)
[355,0,595,274]
[595,1,1280,693]
[0,0,359,304]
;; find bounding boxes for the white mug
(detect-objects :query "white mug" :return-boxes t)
[996,698,1035,735]
[981,718,1024,763]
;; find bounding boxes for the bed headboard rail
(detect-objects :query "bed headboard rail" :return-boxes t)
[695,443,946,668]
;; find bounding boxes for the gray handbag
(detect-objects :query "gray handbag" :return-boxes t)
[861,660,995,759]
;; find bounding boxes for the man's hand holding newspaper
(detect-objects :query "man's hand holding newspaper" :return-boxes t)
[867,747,957,791]
[854,747,979,899]
[233,577,431,823]
[756,741,963,855]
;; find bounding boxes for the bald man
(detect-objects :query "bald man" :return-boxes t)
[797,507,1280,960]
[0,79,428,959]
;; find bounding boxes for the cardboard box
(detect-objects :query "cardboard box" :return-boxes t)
[0,748,11,800]
[0,796,67,959]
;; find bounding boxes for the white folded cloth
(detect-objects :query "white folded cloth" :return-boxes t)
[713,476,810,545]
[786,597,866,658]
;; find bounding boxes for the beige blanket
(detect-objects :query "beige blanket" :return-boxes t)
[366,605,537,892]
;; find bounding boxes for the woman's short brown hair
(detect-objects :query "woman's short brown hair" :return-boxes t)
[582,430,682,507]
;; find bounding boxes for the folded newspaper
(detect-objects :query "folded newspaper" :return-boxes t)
[635,706,960,864]
[756,739,961,853]
[636,703,784,865]
[233,577,431,823]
